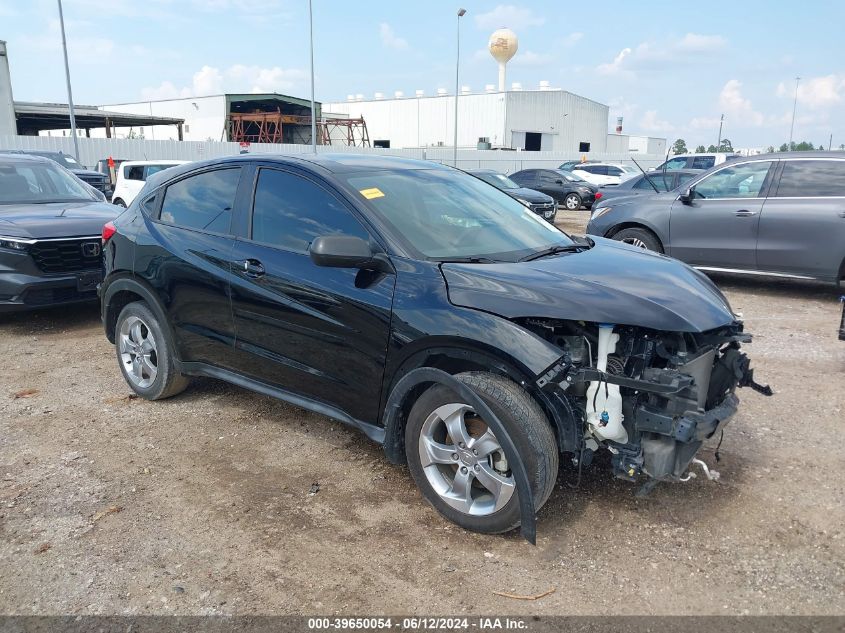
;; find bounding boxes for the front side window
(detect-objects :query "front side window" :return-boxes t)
[159,168,241,233]
[510,171,536,186]
[776,160,845,197]
[343,168,574,261]
[693,161,773,199]
[251,169,369,253]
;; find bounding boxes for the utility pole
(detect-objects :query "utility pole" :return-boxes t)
[829,133,833,151]
[308,0,317,153]
[716,114,724,151]
[788,76,800,150]
[57,0,80,162]
[453,8,466,167]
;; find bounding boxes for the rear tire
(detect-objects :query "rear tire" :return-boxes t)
[114,301,189,400]
[563,193,582,210]
[405,372,558,534]
[612,227,663,253]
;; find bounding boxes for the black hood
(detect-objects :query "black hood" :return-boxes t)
[504,187,554,204]
[72,168,108,180]
[441,237,736,333]
[0,202,121,239]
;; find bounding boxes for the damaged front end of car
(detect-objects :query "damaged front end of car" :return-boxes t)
[521,317,772,492]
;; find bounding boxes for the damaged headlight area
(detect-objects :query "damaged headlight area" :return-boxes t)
[521,318,772,492]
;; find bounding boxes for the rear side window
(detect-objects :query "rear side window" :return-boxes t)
[691,156,715,169]
[776,160,845,197]
[250,169,369,253]
[125,165,144,181]
[634,175,670,191]
[662,157,688,170]
[159,168,241,233]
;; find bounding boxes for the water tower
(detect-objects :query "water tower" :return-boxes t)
[488,28,518,92]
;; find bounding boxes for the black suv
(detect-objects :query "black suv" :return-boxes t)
[1,150,112,198]
[99,154,766,540]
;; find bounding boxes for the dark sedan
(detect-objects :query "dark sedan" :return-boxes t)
[468,169,557,221]
[596,169,699,203]
[510,168,597,210]
[0,154,120,311]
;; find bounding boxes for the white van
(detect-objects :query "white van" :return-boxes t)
[654,153,740,171]
[112,160,187,207]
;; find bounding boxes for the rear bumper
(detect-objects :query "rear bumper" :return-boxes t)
[0,269,102,312]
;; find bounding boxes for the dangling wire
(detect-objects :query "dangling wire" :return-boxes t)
[714,430,725,463]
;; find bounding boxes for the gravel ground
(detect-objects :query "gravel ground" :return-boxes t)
[0,210,843,616]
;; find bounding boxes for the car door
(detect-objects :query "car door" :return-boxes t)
[534,170,568,202]
[510,170,539,191]
[135,165,245,368]
[227,165,396,424]
[756,158,845,280]
[668,160,775,269]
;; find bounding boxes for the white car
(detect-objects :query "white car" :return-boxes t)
[570,163,636,187]
[654,152,740,171]
[112,160,187,207]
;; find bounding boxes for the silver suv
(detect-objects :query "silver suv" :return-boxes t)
[587,152,845,284]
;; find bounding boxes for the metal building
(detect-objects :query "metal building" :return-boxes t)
[324,87,647,153]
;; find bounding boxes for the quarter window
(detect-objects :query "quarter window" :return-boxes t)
[251,169,369,253]
[159,168,241,233]
[693,161,773,199]
[776,160,845,197]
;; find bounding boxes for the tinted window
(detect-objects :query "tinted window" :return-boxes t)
[145,164,175,179]
[693,161,772,199]
[251,169,369,253]
[662,157,688,170]
[159,168,241,233]
[125,165,144,180]
[606,166,624,176]
[539,171,562,185]
[633,175,671,191]
[511,170,537,185]
[691,156,715,169]
[776,160,845,197]
[677,172,698,187]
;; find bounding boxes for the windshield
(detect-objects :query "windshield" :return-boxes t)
[475,172,520,190]
[30,152,83,170]
[0,161,98,205]
[343,168,574,262]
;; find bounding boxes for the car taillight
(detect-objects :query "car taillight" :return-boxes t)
[102,221,116,244]
[595,192,603,200]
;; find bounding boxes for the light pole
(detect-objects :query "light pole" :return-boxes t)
[308,0,317,153]
[453,8,466,167]
[57,0,80,162]
[788,76,800,150]
[716,114,724,151]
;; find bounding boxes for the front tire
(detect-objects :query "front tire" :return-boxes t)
[563,193,582,210]
[115,301,189,400]
[405,372,559,534]
[113,198,126,208]
[612,227,663,253]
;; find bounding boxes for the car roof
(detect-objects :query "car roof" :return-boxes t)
[467,169,503,175]
[0,152,55,165]
[121,160,188,167]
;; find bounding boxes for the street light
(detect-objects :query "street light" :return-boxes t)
[453,8,466,167]
[57,0,80,162]
[788,76,800,150]
[308,0,317,153]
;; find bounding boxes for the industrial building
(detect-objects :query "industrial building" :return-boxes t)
[324,87,664,154]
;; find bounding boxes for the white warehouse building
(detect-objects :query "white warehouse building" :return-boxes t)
[324,88,666,155]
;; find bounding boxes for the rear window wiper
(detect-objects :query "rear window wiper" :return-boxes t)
[518,244,586,262]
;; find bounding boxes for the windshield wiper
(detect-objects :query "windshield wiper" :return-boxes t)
[435,256,502,264]
[518,244,587,262]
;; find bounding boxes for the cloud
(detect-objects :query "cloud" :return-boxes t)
[17,18,115,63]
[719,79,764,126]
[379,23,408,50]
[777,75,845,109]
[595,33,726,78]
[474,5,546,30]
[141,64,306,100]
[511,50,554,67]
[559,32,583,48]
[639,110,675,133]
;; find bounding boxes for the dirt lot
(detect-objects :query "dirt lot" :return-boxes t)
[1,210,843,616]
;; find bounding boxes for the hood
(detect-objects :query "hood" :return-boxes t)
[0,202,121,239]
[506,188,554,204]
[72,168,107,180]
[442,237,736,333]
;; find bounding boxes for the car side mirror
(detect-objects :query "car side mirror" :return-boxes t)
[678,187,694,204]
[555,179,563,185]
[309,235,393,273]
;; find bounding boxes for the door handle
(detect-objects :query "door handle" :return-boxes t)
[734,209,758,217]
[236,258,265,277]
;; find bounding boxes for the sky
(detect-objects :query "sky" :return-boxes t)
[2,0,845,149]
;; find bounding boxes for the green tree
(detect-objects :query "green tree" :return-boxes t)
[839,144,844,150]
[672,138,688,154]
[707,144,718,152]
[717,138,733,152]
[766,146,775,153]
[778,143,789,152]
[819,142,827,150]
[695,145,706,153]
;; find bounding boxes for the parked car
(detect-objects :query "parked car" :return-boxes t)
[100,153,766,539]
[112,160,187,207]
[587,152,845,284]
[0,149,112,198]
[571,162,636,187]
[655,153,740,171]
[0,154,120,311]
[468,169,557,221]
[510,168,597,210]
[596,169,699,203]
[558,160,599,171]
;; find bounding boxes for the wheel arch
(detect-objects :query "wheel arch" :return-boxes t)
[101,275,173,350]
[605,221,665,249]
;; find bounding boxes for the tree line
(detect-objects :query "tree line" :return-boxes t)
[670,138,842,155]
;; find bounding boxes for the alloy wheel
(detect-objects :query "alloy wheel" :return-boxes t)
[622,237,648,249]
[564,194,581,210]
[118,315,158,389]
[418,403,515,516]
